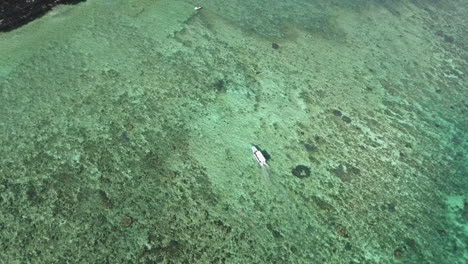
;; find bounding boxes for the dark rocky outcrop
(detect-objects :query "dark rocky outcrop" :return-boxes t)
[0,0,86,32]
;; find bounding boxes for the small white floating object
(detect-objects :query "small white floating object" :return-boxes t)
[194,6,202,11]
[252,146,267,167]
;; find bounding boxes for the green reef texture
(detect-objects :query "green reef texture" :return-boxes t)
[0,0,467,263]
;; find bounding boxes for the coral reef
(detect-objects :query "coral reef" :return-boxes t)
[0,0,466,263]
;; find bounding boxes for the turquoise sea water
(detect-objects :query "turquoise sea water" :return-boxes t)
[0,0,467,263]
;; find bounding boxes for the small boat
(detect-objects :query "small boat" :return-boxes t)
[251,146,268,167]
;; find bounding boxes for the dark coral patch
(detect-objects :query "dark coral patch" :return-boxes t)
[443,35,454,43]
[336,226,350,238]
[301,141,318,153]
[332,109,342,116]
[394,248,403,259]
[334,163,360,182]
[213,79,227,92]
[292,165,311,179]
[344,242,352,251]
[380,202,397,212]
[463,202,468,221]
[311,196,334,211]
[341,115,352,123]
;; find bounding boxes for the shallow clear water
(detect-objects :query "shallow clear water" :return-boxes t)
[0,0,467,263]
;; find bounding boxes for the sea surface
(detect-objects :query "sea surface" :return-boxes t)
[0,0,467,263]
